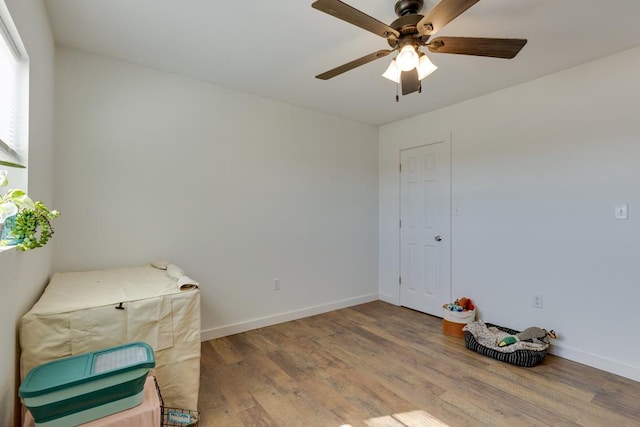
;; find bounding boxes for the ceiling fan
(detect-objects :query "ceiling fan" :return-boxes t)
[312,0,527,97]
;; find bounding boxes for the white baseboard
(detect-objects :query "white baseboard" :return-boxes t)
[378,291,399,305]
[549,344,640,382]
[200,293,378,342]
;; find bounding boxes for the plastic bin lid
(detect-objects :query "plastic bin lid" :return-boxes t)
[19,342,155,398]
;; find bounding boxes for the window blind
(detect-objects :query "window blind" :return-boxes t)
[0,11,25,168]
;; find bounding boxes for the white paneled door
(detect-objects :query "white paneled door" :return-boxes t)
[400,140,451,316]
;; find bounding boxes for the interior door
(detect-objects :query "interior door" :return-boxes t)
[399,140,451,316]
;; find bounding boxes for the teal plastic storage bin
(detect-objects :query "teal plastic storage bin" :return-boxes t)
[19,342,155,427]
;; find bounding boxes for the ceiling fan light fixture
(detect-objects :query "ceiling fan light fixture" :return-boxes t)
[382,60,400,84]
[396,45,419,72]
[417,53,437,80]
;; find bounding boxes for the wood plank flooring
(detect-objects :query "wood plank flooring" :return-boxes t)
[198,301,640,426]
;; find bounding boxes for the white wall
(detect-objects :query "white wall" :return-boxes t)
[0,0,55,425]
[380,47,640,381]
[53,47,379,339]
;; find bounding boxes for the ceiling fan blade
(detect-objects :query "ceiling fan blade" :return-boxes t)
[427,37,527,59]
[316,50,393,80]
[401,69,420,95]
[312,0,400,40]
[417,0,479,35]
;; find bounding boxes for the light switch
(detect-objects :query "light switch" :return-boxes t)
[615,204,628,220]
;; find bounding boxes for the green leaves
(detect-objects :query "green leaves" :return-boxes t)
[1,172,36,211]
[0,172,59,250]
[0,170,60,251]
[6,201,60,251]
[2,189,35,210]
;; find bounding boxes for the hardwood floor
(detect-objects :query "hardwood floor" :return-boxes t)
[198,301,640,426]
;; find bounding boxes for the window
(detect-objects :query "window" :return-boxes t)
[0,0,28,170]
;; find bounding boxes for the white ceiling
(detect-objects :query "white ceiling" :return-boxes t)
[45,0,640,126]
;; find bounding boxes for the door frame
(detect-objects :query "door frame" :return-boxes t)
[395,132,453,307]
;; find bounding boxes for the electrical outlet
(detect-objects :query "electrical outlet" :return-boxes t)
[615,204,629,220]
[273,278,280,291]
[532,294,543,309]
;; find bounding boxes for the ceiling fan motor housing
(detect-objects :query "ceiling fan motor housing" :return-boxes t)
[394,0,424,17]
[388,13,427,49]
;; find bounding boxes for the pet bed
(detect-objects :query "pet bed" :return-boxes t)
[463,321,549,367]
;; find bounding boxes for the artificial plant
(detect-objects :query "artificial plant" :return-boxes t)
[0,170,60,250]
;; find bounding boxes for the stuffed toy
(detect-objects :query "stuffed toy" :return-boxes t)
[445,297,475,312]
[498,327,557,347]
[455,297,474,311]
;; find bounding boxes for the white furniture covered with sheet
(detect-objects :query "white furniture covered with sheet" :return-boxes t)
[20,264,200,411]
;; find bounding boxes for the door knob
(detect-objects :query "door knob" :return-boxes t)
[434,235,442,242]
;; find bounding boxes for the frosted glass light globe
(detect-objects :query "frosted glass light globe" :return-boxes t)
[417,54,438,80]
[396,45,419,72]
